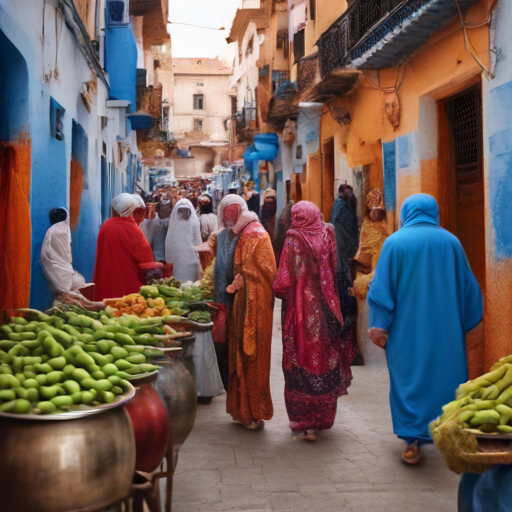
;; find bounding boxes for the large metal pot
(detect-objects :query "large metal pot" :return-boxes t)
[151,352,197,451]
[0,407,135,512]
[125,373,169,472]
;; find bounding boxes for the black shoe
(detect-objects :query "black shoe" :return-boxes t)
[351,352,365,366]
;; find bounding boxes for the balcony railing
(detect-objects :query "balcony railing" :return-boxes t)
[318,0,479,76]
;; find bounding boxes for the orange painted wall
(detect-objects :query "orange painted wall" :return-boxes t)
[313,1,493,372]
[69,160,83,231]
[0,138,32,310]
[319,1,490,213]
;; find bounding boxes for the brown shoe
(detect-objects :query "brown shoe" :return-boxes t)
[402,441,422,465]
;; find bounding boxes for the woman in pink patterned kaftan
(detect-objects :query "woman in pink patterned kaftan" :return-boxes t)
[273,201,355,441]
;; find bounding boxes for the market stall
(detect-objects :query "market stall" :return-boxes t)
[0,272,218,511]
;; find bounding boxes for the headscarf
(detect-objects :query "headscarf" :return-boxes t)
[111,193,139,217]
[133,194,145,208]
[198,193,214,215]
[286,201,343,325]
[164,198,202,282]
[218,194,259,235]
[156,193,173,220]
[288,201,326,260]
[400,193,439,228]
[262,188,277,200]
[217,194,248,229]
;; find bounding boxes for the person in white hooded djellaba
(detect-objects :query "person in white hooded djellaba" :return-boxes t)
[40,207,88,295]
[165,198,202,283]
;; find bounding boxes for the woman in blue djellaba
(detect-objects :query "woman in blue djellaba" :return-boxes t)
[367,194,483,465]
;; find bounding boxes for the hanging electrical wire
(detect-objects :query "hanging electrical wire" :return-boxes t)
[361,61,407,93]
[454,0,491,77]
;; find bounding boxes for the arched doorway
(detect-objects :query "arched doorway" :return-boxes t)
[0,29,31,310]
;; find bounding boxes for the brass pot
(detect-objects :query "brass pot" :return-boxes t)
[151,351,197,451]
[0,407,135,512]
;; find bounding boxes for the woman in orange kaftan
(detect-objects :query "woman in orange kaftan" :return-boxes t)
[216,195,276,429]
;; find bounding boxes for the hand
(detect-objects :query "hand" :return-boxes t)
[348,287,356,297]
[368,327,388,349]
[226,273,243,294]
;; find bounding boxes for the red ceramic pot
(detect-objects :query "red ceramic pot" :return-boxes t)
[125,375,169,472]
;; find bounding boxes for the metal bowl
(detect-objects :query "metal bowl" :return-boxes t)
[0,406,136,512]
[0,383,135,421]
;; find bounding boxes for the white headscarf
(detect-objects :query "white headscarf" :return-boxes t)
[111,193,139,217]
[165,198,202,282]
[218,194,258,234]
[217,194,248,229]
[133,194,145,209]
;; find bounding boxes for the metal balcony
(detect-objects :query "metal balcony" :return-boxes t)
[317,0,480,76]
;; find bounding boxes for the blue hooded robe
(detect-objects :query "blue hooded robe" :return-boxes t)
[367,194,483,443]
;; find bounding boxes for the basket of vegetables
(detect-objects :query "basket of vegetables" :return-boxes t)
[431,355,512,473]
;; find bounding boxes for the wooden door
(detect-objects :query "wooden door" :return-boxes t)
[446,86,486,378]
[446,87,486,290]
[322,139,335,221]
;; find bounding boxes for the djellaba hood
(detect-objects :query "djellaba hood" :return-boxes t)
[400,194,440,228]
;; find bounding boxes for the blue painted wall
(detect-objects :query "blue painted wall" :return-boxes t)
[105,23,137,113]
[397,134,412,169]
[489,81,512,259]
[30,98,68,310]
[382,140,397,213]
[0,30,29,140]
[70,121,97,282]
[0,27,68,312]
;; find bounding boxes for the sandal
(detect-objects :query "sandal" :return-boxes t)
[292,430,307,441]
[244,420,264,430]
[306,430,317,441]
[402,440,422,465]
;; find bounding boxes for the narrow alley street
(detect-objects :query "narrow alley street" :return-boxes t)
[173,301,460,512]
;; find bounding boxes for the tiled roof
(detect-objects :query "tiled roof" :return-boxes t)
[172,58,233,75]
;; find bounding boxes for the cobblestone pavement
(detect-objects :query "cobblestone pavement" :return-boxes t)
[173,302,460,511]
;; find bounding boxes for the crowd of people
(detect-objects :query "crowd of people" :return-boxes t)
[39,181,483,465]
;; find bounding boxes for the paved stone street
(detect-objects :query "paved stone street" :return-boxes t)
[173,302,460,511]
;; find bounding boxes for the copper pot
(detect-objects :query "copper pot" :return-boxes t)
[125,373,169,472]
[151,352,197,450]
[0,407,135,512]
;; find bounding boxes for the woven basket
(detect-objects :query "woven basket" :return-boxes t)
[460,432,512,468]
[460,451,512,466]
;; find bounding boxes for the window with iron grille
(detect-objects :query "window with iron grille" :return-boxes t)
[447,88,483,186]
[193,94,204,110]
[293,29,305,64]
[194,119,203,132]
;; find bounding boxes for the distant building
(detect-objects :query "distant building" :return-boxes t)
[171,58,233,143]
[0,0,169,311]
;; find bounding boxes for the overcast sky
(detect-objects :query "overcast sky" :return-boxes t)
[168,0,240,62]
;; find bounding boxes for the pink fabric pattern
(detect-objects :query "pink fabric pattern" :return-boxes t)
[273,201,353,431]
